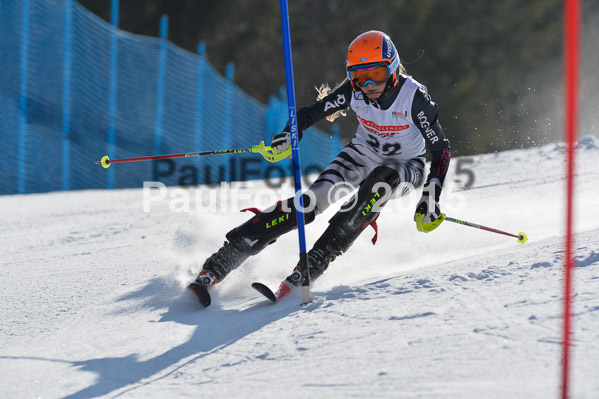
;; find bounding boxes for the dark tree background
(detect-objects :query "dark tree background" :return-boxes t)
[79,0,599,156]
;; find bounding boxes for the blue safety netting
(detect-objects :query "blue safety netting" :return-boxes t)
[0,0,343,195]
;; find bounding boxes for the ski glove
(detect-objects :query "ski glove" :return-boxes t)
[270,131,291,154]
[414,180,445,233]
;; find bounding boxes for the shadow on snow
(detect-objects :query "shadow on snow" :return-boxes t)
[56,281,319,398]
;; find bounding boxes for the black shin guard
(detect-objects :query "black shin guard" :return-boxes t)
[287,166,400,285]
[201,194,316,282]
[226,194,316,255]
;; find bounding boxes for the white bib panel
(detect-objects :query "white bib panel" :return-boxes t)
[350,75,427,161]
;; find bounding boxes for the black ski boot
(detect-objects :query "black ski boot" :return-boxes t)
[284,231,345,287]
[196,240,252,284]
[187,240,251,307]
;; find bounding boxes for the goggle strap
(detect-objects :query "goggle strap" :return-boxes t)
[388,55,399,75]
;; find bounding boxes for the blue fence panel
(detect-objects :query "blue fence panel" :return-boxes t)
[69,3,113,191]
[0,1,25,194]
[29,0,76,194]
[0,0,343,195]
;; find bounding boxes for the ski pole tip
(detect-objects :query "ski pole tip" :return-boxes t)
[517,232,528,244]
[99,155,111,169]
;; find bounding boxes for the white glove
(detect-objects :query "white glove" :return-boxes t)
[270,131,291,154]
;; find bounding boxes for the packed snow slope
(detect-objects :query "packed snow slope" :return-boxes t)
[1,138,598,399]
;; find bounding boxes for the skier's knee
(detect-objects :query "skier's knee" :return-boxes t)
[337,165,399,224]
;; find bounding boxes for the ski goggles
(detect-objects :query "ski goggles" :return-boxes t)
[347,63,390,87]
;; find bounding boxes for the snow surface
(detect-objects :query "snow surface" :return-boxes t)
[1,138,598,399]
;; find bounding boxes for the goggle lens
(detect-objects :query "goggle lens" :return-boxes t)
[349,64,390,87]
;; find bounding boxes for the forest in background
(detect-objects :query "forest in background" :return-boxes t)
[79,0,599,156]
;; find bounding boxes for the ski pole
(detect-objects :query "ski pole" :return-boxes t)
[443,214,528,244]
[95,141,291,169]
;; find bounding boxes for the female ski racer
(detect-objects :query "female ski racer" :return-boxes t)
[189,30,451,299]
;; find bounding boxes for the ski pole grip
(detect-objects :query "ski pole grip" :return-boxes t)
[253,141,292,163]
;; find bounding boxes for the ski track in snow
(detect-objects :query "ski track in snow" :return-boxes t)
[0,138,598,398]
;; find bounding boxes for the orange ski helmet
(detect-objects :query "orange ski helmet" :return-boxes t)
[346,31,400,92]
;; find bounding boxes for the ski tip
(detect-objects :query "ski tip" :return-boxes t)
[252,282,277,303]
[187,282,211,307]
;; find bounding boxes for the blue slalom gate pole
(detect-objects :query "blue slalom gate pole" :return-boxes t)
[279,0,311,304]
